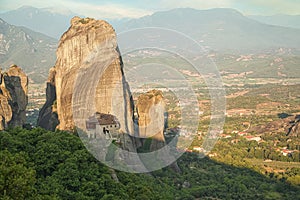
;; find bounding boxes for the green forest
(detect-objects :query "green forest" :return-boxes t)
[1,127,299,200]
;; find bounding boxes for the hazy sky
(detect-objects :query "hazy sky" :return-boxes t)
[1,0,300,18]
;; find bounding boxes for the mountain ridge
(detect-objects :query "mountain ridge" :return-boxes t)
[0,5,79,39]
[248,14,300,30]
[116,8,300,53]
[0,18,57,83]
[1,7,300,85]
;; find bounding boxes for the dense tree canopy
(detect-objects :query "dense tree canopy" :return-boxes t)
[0,127,299,199]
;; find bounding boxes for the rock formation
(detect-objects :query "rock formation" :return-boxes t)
[37,17,138,152]
[37,67,58,131]
[248,114,300,137]
[38,17,134,134]
[0,65,28,130]
[287,115,300,137]
[136,90,166,151]
[38,17,180,172]
[136,90,181,173]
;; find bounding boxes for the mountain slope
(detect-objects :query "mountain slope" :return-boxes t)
[0,18,57,83]
[116,8,300,53]
[248,14,300,30]
[0,6,78,39]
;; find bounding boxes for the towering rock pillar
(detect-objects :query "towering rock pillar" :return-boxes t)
[37,17,180,172]
[38,17,134,135]
[136,90,181,172]
[0,65,28,130]
[136,90,166,151]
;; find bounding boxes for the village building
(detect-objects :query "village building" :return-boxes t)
[245,136,262,142]
[281,149,294,156]
[86,112,120,139]
[238,132,247,136]
[220,134,232,139]
[193,146,204,152]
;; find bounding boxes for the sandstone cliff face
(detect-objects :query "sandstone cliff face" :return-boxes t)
[0,65,28,129]
[37,17,180,172]
[36,16,143,170]
[38,17,135,136]
[52,17,134,134]
[136,90,181,172]
[136,90,166,151]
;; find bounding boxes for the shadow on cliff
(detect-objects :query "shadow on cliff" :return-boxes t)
[37,82,59,131]
[118,46,134,135]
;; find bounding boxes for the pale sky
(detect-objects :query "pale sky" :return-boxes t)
[0,0,300,18]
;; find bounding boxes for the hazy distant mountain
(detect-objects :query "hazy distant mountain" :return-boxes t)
[5,6,300,53]
[1,7,300,84]
[107,18,132,31]
[248,14,300,30]
[0,18,56,83]
[116,8,300,53]
[0,6,80,39]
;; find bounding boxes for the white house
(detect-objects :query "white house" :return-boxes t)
[86,112,120,139]
[245,136,261,142]
[193,146,204,152]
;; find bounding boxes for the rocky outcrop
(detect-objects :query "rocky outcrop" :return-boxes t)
[38,16,136,144]
[136,90,166,151]
[247,114,300,139]
[37,67,58,131]
[0,65,28,129]
[287,115,300,137]
[248,114,300,137]
[38,17,180,172]
[38,17,134,134]
[136,90,181,173]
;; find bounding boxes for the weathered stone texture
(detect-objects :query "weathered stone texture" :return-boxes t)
[0,65,28,129]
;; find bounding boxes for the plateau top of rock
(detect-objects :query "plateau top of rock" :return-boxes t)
[59,16,114,47]
[137,90,164,106]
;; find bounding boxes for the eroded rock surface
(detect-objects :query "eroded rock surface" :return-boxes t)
[0,65,28,129]
[38,17,139,152]
[136,90,181,172]
[136,90,166,151]
[38,17,134,132]
[38,17,180,172]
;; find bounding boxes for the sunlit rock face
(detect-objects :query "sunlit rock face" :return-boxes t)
[0,65,28,130]
[56,17,120,131]
[37,17,182,172]
[38,17,140,151]
[136,90,181,172]
[38,17,134,135]
[136,90,166,150]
